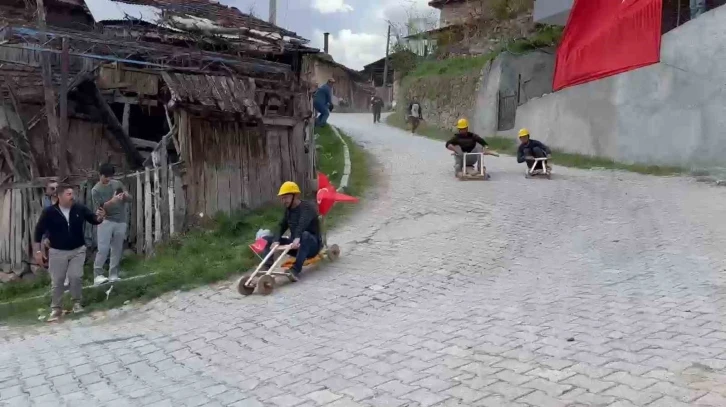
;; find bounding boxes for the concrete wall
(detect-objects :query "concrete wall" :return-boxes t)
[471,49,556,137]
[514,5,726,167]
[533,0,572,25]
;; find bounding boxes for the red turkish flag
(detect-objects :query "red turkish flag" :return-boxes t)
[553,0,663,91]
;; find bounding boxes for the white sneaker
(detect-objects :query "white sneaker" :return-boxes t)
[108,275,120,283]
[94,276,109,286]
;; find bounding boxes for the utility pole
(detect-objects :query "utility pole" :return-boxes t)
[381,24,391,105]
[269,0,277,25]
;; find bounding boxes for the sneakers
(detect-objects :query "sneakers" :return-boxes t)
[47,309,62,322]
[108,275,120,283]
[93,275,109,286]
[72,303,84,314]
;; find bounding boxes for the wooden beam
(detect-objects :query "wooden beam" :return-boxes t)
[113,94,158,106]
[89,82,145,168]
[130,137,158,149]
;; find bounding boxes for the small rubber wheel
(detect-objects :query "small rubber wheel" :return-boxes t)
[525,173,532,179]
[237,276,255,296]
[328,244,341,261]
[257,275,275,295]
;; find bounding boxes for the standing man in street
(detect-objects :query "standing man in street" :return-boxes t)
[313,78,335,127]
[91,163,132,285]
[371,95,384,123]
[34,184,105,322]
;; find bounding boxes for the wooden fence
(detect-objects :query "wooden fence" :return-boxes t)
[0,164,185,275]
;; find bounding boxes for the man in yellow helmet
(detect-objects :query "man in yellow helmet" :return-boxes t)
[260,181,321,281]
[516,128,552,174]
[446,118,490,177]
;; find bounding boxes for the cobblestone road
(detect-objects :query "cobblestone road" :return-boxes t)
[3,113,726,407]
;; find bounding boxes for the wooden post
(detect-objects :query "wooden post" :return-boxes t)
[135,172,143,255]
[144,167,152,256]
[122,103,131,136]
[159,138,169,240]
[153,167,161,243]
[59,37,69,176]
[36,0,62,175]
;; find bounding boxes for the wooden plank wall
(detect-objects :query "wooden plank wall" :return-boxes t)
[0,165,186,275]
[176,111,308,217]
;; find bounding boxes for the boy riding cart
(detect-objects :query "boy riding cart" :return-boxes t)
[516,128,552,177]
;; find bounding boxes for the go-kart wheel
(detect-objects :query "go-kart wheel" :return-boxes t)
[328,244,341,261]
[237,276,255,296]
[257,275,275,295]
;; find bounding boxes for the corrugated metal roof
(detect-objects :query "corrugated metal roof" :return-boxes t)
[161,71,262,116]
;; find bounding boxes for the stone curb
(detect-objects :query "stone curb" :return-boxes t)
[330,125,352,190]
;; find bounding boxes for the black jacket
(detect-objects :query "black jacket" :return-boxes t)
[516,139,551,163]
[275,200,320,241]
[445,132,488,153]
[34,203,102,251]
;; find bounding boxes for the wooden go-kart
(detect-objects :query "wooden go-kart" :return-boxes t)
[525,157,553,179]
[234,173,357,296]
[452,150,499,181]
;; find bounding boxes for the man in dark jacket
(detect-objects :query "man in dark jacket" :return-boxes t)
[371,95,384,123]
[446,118,490,176]
[516,128,552,174]
[34,184,105,322]
[261,181,322,281]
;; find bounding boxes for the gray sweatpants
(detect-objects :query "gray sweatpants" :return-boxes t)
[94,220,127,279]
[49,246,86,309]
[453,144,483,172]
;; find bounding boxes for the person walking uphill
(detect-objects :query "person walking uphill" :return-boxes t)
[313,79,335,127]
[371,95,384,123]
[260,181,322,281]
[92,164,132,286]
[34,185,105,322]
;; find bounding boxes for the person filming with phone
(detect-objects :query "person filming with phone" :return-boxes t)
[91,163,132,285]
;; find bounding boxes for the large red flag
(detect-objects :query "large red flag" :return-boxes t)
[553,0,663,91]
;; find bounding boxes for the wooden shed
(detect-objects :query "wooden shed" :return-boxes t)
[0,0,320,277]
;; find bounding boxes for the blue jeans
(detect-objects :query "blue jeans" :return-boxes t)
[263,232,321,275]
[313,100,330,127]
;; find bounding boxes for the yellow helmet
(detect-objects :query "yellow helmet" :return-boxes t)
[518,128,530,138]
[278,181,301,196]
[456,118,469,129]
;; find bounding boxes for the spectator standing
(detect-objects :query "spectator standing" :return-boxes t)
[33,184,105,322]
[91,164,132,285]
[371,95,384,123]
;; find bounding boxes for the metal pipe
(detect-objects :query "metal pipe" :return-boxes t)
[324,32,330,54]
